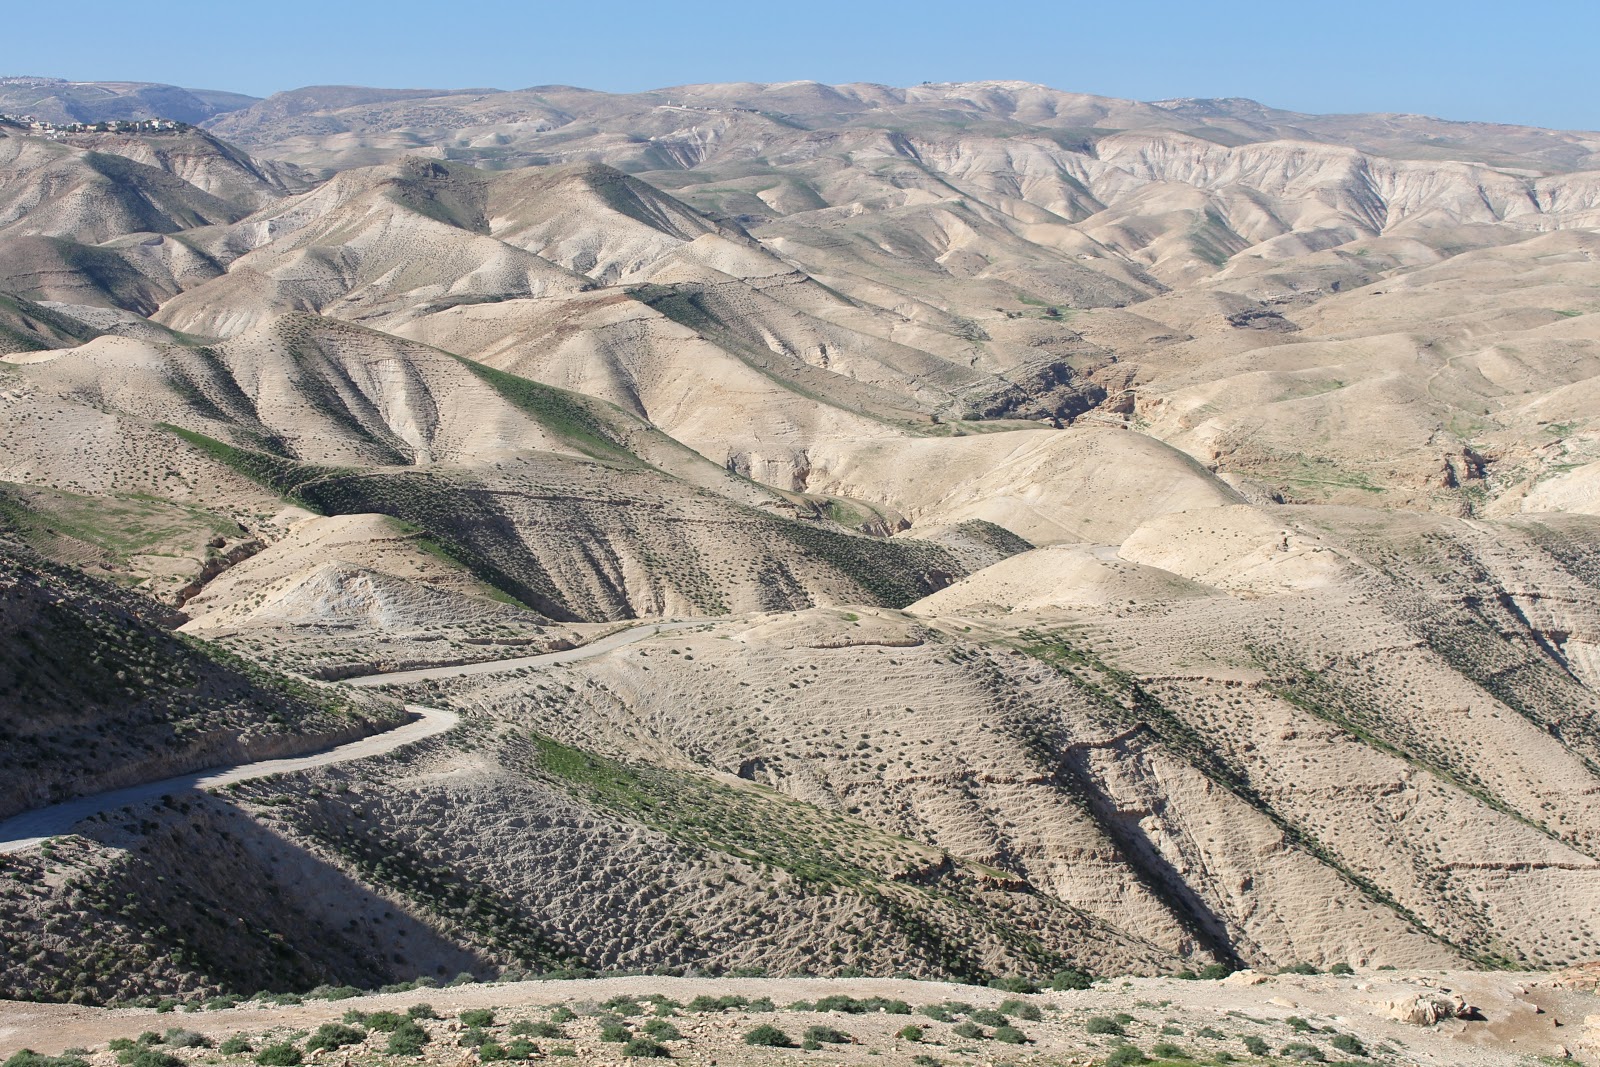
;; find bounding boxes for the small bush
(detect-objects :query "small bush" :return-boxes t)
[1105,1046,1147,1066]
[744,1025,793,1048]
[447,972,477,986]
[1281,1042,1325,1062]
[803,1026,849,1044]
[896,1025,924,1042]
[641,1021,680,1041]
[1085,1016,1125,1036]
[992,1025,1026,1045]
[1285,1017,1313,1033]
[162,1031,210,1049]
[1197,964,1233,980]
[510,1021,565,1038]
[599,1024,631,1044]
[253,1044,302,1067]
[1050,969,1094,990]
[1279,963,1319,976]
[219,1036,252,1056]
[503,1039,536,1059]
[477,1042,508,1062]
[458,1029,488,1049]
[1196,1027,1225,1040]
[986,977,1038,994]
[997,999,1041,1021]
[460,1009,496,1028]
[358,1011,407,1032]
[918,1005,953,1022]
[950,1021,984,1040]
[1242,1035,1269,1055]
[306,1024,365,1052]
[549,1007,577,1023]
[620,1039,669,1059]
[4,1053,90,1067]
[386,1021,430,1057]
[969,1009,1007,1027]
[1151,1042,1188,1059]
[407,1003,438,1020]
[911,1056,940,1067]
[1328,1033,1365,1055]
[1328,962,1355,976]
[687,995,747,1013]
[129,1053,182,1067]
[602,996,644,1017]
[549,1047,577,1058]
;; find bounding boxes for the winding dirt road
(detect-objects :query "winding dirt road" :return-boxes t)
[0,620,697,854]
[339,619,700,686]
[0,705,459,855]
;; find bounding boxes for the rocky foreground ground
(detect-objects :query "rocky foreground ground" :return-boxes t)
[2,970,1597,1067]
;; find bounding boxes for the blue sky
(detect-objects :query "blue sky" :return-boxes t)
[10,0,1599,130]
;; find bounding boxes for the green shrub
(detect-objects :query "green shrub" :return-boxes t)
[407,1004,439,1020]
[918,1005,953,1022]
[460,1009,496,1028]
[4,1053,90,1067]
[1279,963,1319,976]
[458,1029,488,1048]
[510,1021,565,1038]
[1242,1035,1269,1055]
[992,1025,1026,1045]
[129,1053,182,1067]
[548,1007,577,1023]
[1105,1046,1147,1066]
[1328,1033,1365,1055]
[602,997,644,1017]
[386,1021,431,1057]
[1196,1027,1224,1040]
[1285,1016,1313,1033]
[687,995,747,1013]
[986,977,1038,994]
[1280,1042,1325,1062]
[357,1011,407,1032]
[1151,1041,1188,1059]
[803,1026,849,1044]
[997,999,1041,1021]
[503,1039,536,1059]
[548,1047,577,1058]
[1085,1016,1125,1036]
[743,1025,793,1048]
[896,1025,924,1042]
[641,1021,680,1041]
[620,1039,669,1059]
[951,1022,984,1040]
[477,1042,508,1062]
[1328,962,1355,976]
[599,1024,631,1044]
[911,1056,940,1067]
[306,1024,365,1052]
[969,1009,1006,1027]
[162,1030,209,1049]
[253,1044,302,1067]
[1197,964,1233,980]
[219,1036,252,1056]
[1050,969,1094,990]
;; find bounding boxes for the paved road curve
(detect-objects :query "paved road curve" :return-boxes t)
[0,704,458,855]
[340,619,700,686]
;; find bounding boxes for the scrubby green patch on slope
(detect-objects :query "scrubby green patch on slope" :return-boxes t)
[0,480,237,577]
[516,731,1105,981]
[447,356,639,464]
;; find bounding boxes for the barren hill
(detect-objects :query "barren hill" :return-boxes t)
[2,77,1600,1028]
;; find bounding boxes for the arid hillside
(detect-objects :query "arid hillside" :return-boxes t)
[1,78,1599,1034]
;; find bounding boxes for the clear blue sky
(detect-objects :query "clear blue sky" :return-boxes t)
[10,0,1599,130]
